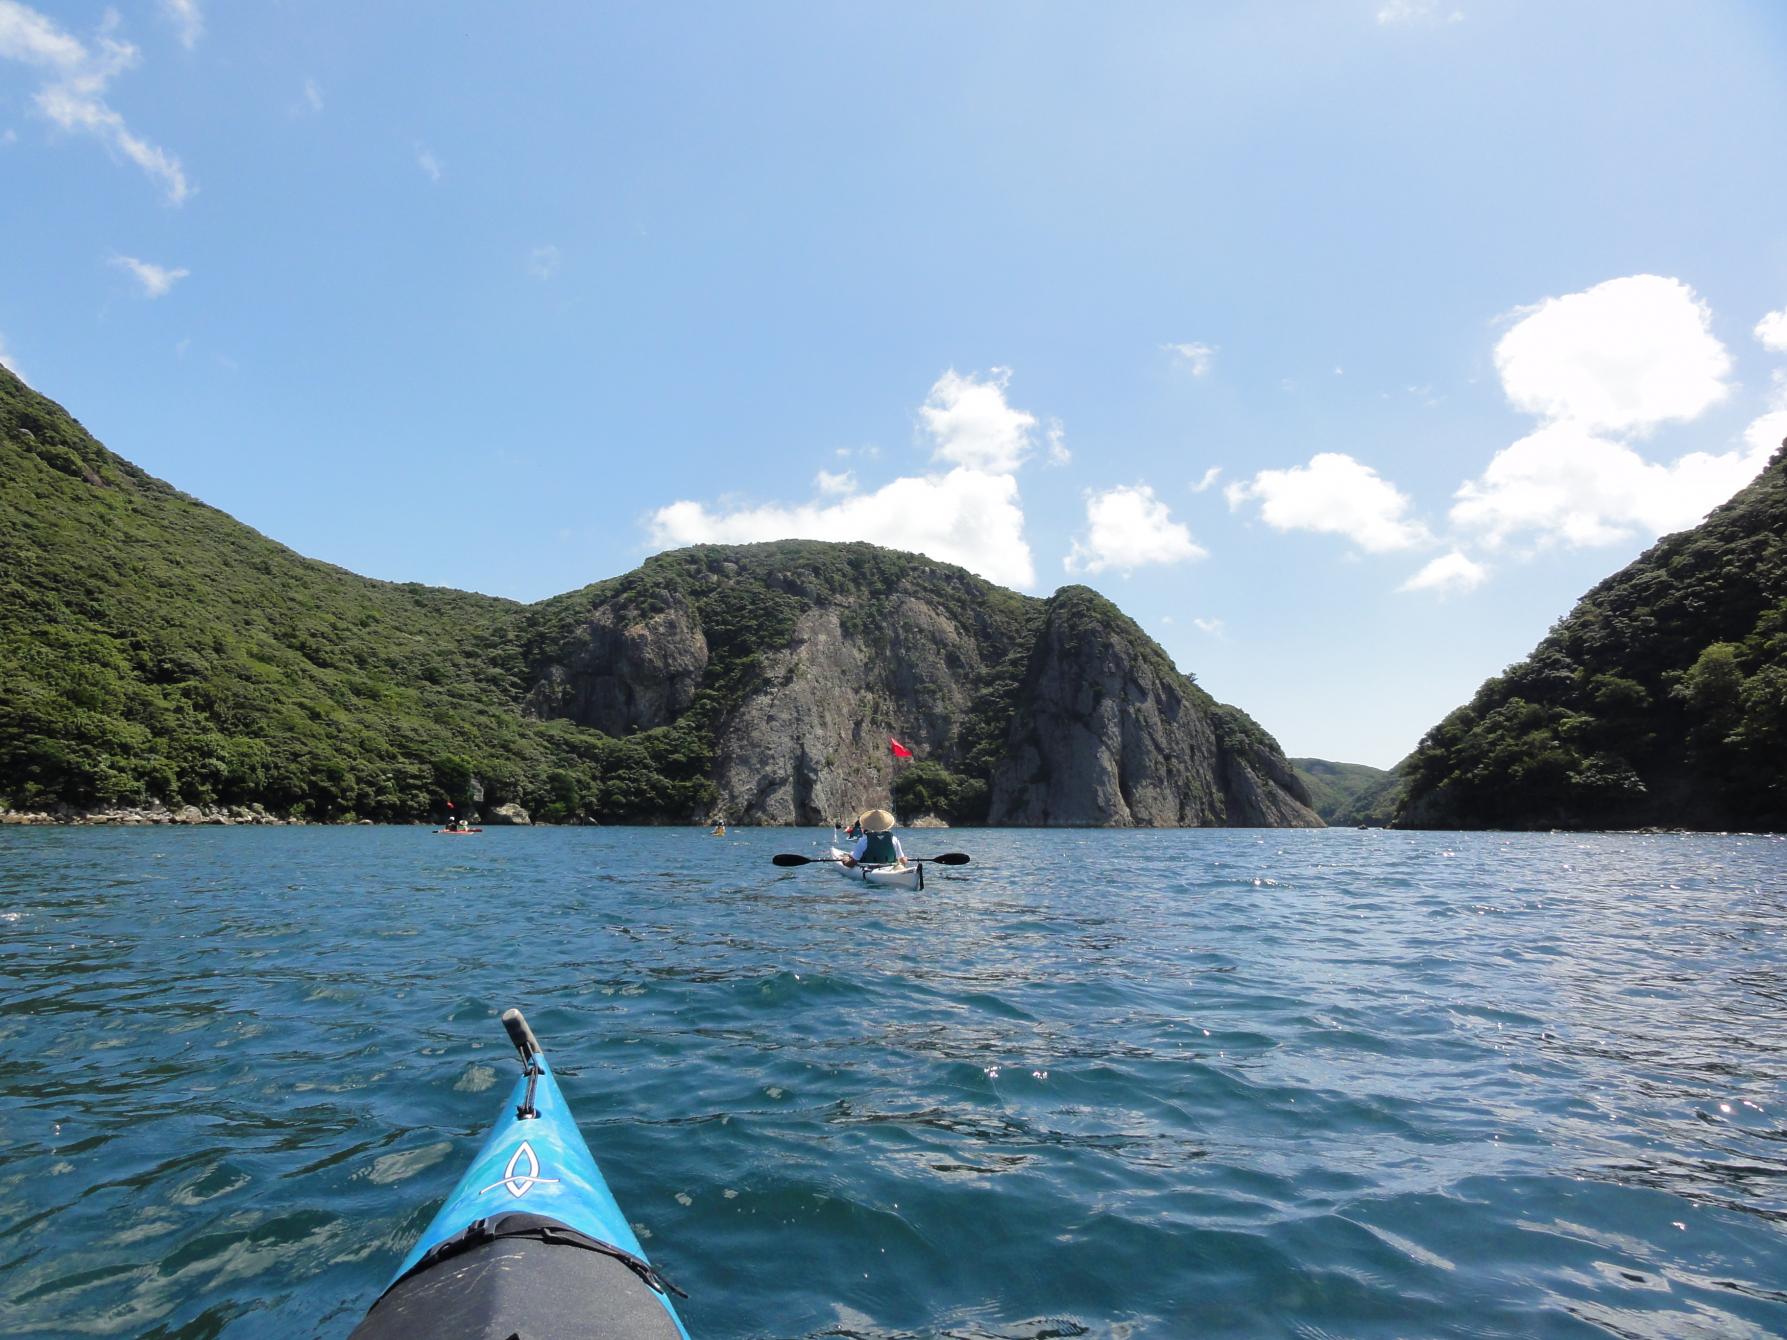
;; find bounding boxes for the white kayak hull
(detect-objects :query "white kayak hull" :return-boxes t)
[830,847,924,891]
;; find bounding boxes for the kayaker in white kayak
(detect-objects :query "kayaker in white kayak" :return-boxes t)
[842,808,906,868]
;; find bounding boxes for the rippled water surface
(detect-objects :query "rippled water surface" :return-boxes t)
[3,826,1786,1338]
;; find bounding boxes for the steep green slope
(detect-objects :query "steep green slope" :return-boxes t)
[1290,758,1392,823]
[1396,440,1787,831]
[0,367,617,819]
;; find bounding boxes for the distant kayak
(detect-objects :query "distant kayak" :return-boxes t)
[348,1009,690,1339]
[829,846,924,891]
[435,827,483,835]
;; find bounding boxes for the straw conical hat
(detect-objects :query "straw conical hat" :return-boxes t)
[859,808,895,832]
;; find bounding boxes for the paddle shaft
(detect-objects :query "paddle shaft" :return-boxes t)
[772,852,969,866]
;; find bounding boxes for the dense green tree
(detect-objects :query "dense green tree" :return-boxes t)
[1398,440,1787,830]
[892,761,963,821]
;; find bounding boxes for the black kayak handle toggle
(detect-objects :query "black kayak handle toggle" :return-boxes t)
[502,1008,543,1120]
[503,1008,542,1060]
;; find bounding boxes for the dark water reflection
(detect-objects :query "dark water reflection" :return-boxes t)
[2,827,1784,1337]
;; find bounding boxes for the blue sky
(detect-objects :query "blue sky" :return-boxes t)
[4,2,1786,767]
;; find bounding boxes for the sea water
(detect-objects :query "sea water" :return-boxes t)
[2,826,1784,1338]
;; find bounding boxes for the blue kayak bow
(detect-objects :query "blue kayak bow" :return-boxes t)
[349,1009,691,1339]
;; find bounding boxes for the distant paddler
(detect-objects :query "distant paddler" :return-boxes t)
[841,808,904,869]
[711,819,727,836]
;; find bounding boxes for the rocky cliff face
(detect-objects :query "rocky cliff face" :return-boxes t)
[707,608,884,824]
[522,600,709,735]
[988,588,1319,827]
[520,543,1319,828]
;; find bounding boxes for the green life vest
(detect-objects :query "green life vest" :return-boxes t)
[860,830,898,863]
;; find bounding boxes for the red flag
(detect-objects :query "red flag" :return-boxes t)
[889,737,913,758]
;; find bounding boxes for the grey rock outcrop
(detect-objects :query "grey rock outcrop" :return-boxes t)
[989,588,1320,827]
[707,608,882,826]
[705,598,997,825]
[519,544,1318,829]
[524,600,708,735]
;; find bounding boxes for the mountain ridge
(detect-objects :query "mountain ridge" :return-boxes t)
[0,367,1318,828]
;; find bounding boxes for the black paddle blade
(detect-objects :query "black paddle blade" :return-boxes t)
[923,853,971,865]
[771,853,814,866]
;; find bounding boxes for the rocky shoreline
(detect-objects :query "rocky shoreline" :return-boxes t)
[0,801,537,827]
[1,802,302,826]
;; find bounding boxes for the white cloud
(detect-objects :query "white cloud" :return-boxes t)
[300,77,323,114]
[648,467,1034,589]
[0,2,86,73]
[1450,275,1774,552]
[0,2,189,203]
[1493,274,1730,434]
[1377,0,1463,22]
[1190,466,1222,493]
[1744,409,1787,457]
[161,0,201,49]
[110,253,188,297]
[1164,341,1215,377]
[1451,418,1779,549]
[919,368,1037,472]
[0,332,23,381]
[1193,617,1226,636]
[1045,418,1070,465]
[1225,451,1430,553]
[416,145,442,182]
[1065,483,1206,575]
[1757,307,1787,354]
[647,369,1062,589]
[527,244,560,279]
[1399,551,1487,595]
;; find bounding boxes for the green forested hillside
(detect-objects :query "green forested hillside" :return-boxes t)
[1396,440,1787,831]
[0,368,735,821]
[1289,758,1390,823]
[1331,769,1405,828]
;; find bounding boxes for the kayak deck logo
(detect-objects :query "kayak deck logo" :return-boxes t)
[479,1140,560,1198]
